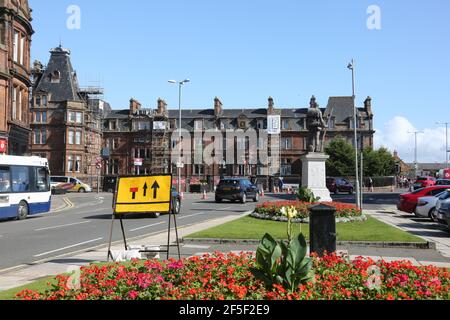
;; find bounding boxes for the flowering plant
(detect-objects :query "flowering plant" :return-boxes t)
[255,201,362,220]
[15,253,449,300]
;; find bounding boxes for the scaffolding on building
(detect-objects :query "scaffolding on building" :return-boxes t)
[150,111,171,175]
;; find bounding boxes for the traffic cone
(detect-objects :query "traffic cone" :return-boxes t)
[202,190,208,200]
[260,189,265,197]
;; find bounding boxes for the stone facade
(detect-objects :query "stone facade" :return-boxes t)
[0,0,33,155]
[30,46,109,186]
[103,96,375,191]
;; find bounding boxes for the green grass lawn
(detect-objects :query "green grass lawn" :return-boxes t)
[0,277,56,300]
[186,216,425,243]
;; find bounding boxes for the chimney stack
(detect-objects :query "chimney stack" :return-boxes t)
[364,96,373,116]
[129,98,141,115]
[268,97,274,114]
[214,97,223,117]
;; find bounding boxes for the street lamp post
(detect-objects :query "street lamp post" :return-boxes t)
[348,59,361,210]
[169,79,190,194]
[409,130,424,177]
[436,122,449,169]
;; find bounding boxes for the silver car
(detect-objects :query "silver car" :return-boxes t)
[434,190,450,224]
[415,192,445,220]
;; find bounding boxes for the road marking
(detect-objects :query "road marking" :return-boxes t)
[178,207,233,220]
[33,238,103,258]
[178,212,208,220]
[64,197,75,208]
[0,264,28,274]
[34,221,92,232]
[129,222,165,232]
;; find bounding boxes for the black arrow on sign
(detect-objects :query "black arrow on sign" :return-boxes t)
[152,181,160,199]
[143,183,148,197]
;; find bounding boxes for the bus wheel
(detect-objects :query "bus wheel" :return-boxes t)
[17,201,29,220]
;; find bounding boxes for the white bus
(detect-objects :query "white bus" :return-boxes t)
[0,156,51,220]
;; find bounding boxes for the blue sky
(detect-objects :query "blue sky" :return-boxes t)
[29,0,450,162]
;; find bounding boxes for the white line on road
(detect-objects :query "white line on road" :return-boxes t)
[34,221,92,232]
[129,222,165,232]
[33,238,103,258]
[178,212,208,220]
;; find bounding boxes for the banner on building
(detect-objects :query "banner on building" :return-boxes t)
[267,115,281,135]
[153,121,168,130]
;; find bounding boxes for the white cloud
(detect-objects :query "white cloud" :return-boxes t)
[374,116,448,163]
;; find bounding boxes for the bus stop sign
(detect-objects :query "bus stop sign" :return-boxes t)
[114,175,172,214]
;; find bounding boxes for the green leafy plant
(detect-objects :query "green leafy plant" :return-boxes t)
[250,233,314,292]
[251,206,314,292]
[297,187,321,202]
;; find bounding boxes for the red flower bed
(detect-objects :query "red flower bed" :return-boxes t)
[16,252,449,300]
[255,201,362,219]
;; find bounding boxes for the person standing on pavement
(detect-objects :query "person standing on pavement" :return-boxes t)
[278,177,284,193]
[368,177,374,192]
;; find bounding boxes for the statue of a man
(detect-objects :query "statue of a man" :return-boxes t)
[306,96,326,153]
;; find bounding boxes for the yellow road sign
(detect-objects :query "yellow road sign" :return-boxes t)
[114,175,172,214]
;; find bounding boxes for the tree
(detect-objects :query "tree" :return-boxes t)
[325,137,355,177]
[325,138,397,178]
[363,147,397,177]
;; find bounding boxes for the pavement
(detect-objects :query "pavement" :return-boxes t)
[1,192,450,293]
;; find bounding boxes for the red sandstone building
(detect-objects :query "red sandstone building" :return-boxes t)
[0,0,33,155]
[103,96,374,191]
[30,46,109,186]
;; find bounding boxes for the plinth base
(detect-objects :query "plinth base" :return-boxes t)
[301,153,332,202]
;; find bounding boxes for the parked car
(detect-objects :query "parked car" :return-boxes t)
[326,178,354,195]
[103,176,118,193]
[215,178,260,203]
[414,191,446,220]
[151,187,181,218]
[397,186,450,214]
[443,204,450,229]
[50,176,92,193]
[435,191,450,224]
[435,179,450,186]
[412,176,436,190]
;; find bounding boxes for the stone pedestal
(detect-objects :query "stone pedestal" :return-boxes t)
[301,153,332,202]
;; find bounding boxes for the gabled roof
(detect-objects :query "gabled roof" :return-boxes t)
[34,46,82,102]
[325,97,355,123]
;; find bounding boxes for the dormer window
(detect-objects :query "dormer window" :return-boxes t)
[109,120,117,131]
[50,70,60,83]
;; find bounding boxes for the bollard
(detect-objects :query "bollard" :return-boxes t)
[309,204,337,258]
